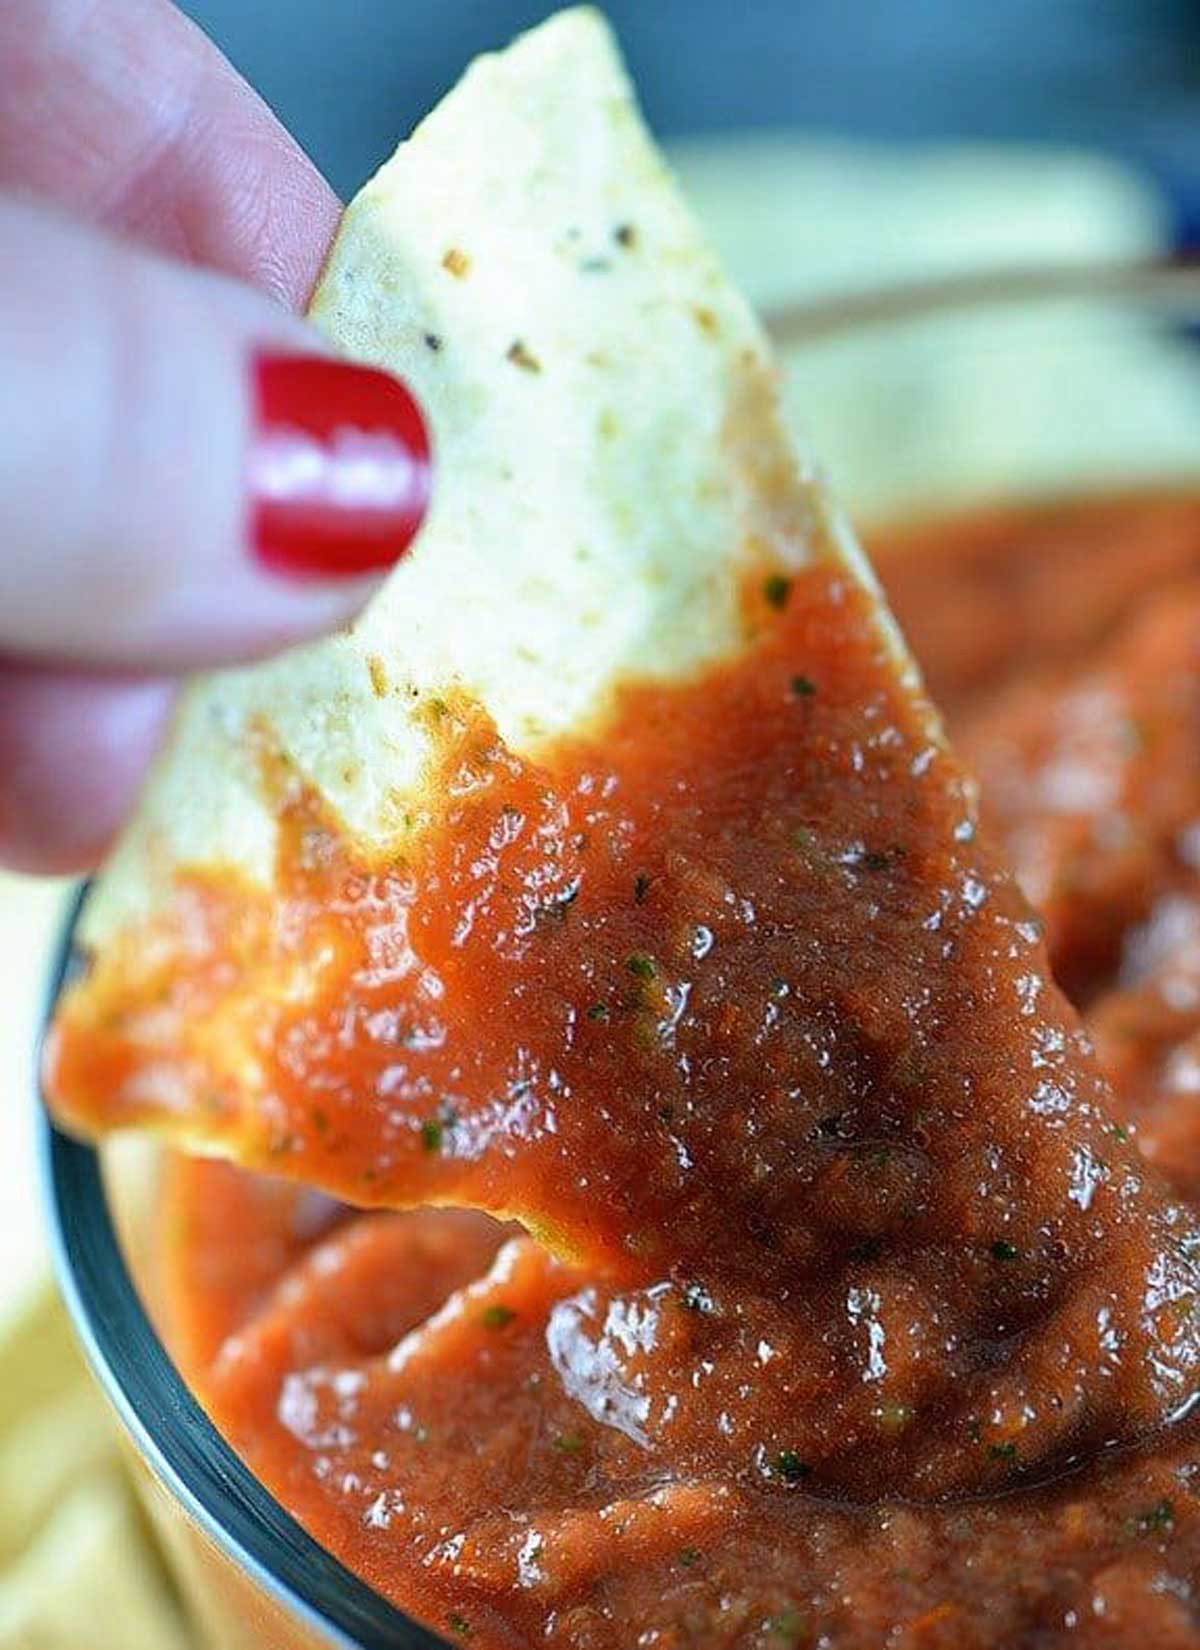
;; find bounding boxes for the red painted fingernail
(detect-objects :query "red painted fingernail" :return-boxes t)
[249,353,432,578]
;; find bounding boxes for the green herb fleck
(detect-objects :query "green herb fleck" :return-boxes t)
[420,1118,444,1153]
[790,675,817,697]
[586,1001,610,1022]
[311,1107,330,1136]
[763,573,793,610]
[773,1450,811,1484]
[1107,1122,1130,1142]
[1130,1497,1175,1536]
[766,1608,807,1645]
[990,1240,1020,1262]
[447,1613,473,1638]
[987,1441,1018,1464]
[627,953,656,981]
[552,1432,585,1456]
[614,223,638,249]
[678,1546,702,1568]
[1147,1497,1176,1532]
[480,1304,516,1330]
[633,872,651,904]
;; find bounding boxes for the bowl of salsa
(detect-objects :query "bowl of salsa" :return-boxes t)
[42,260,1200,1650]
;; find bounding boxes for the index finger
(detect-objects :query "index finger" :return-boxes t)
[0,0,340,307]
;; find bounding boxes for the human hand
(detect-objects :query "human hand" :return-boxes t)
[0,0,431,873]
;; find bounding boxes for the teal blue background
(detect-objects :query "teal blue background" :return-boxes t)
[180,0,1200,240]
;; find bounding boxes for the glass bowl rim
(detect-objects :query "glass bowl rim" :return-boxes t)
[39,886,448,1650]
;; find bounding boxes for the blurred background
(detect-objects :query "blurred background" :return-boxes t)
[181,0,1200,243]
[8,2,1200,1645]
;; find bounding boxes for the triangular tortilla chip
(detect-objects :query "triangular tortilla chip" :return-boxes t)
[47,5,911,1182]
[76,6,902,947]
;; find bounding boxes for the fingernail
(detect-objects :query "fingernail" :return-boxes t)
[249,353,432,578]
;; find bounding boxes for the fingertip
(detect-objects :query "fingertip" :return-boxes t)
[0,0,342,308]
[0,668,176,874]
[0,208,431,674]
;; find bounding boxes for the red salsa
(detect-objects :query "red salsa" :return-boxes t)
[49,491,1200,1647]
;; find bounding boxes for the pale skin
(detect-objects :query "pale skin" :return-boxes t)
[0,0,363,872]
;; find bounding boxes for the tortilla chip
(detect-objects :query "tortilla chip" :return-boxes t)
[0,1472,191,1650]
[45,7,921,1189]
[0,1289,117,1568]
[0,1288,190,1650]
[0,1389,117,1570]
[71,6,906,951]
[0,1288,95,1451]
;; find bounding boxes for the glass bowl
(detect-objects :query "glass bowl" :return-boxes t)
[39,265,1200,1649]
[40,886,442,1650]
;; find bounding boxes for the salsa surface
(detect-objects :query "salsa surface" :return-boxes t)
[114,494,1200,1643]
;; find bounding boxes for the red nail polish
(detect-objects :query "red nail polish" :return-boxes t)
[250,353,432,578]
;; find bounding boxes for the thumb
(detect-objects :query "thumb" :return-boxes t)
[0,196,431,672]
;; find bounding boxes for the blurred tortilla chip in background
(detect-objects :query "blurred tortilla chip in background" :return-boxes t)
[0,1290,191,1649]
[672,136,1200,520]
[0,130,1172,1645]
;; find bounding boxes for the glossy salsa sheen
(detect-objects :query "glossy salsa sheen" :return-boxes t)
[71,494,1200,1646]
